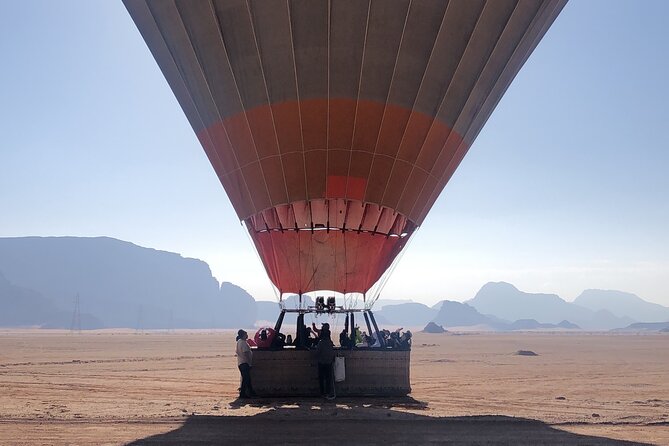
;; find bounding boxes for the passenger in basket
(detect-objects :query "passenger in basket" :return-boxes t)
[312,322,331,341]
[399,330,413,350]
[339,328,351,348]
[362,332,379,348]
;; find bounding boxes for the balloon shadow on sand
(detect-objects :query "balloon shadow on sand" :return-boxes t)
[126,396,649,445]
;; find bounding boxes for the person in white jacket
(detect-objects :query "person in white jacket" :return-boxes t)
[235,329,256,398]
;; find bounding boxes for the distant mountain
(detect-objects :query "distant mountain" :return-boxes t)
[431,301,581,331]
[431,300,467,311]
[612,321,669,332]
[369,311,391,326]
[574,289,669,322]
[432,300,498,328]
[256,295,357,330]
[256,301,282,324]
[281,294,315,309]
[467,282,633,330]
[257,295,393,332]
[373,299,413,310]
[0,237,256,329]
[2,237,661,332]
[557,320,580,329]
[507,319,579,330]
[468,282,576,323]
[255,295,313,326]
[219,282,257,328]
[507,319,555,330]
[422,322,446,333]
[588,309,635,330]
[375,303,437,327]
[0,271,102,328]
[484,313,513,326]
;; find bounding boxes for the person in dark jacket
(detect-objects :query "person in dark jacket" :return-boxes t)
[339,328,351,348]
[312,322,330,340]
[315,327,336,399]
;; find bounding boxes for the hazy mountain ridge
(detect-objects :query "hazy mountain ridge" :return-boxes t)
[0,237,255,328]
[374,298,413,310]
[612,321,669,332]
[507,319,581,330]
[376,303,438,327]
[467,282,635,330]
[0,270,102,328]
[1,237,665,331]
[372,281,667,331]
[432,301,501,329]
[256,295,315,326]
[574,289,669,322]
[377,299,581,331]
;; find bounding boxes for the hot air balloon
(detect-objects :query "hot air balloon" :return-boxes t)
[124,0,566,396]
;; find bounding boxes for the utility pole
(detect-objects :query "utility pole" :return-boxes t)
[136,305,144,334]
[167,309,174,334]
[70,294,81,333]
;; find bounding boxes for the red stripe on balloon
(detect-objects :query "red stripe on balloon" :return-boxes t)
[195,98,466,225]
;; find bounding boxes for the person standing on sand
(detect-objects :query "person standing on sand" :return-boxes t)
[235,329,256,398]
[316,327,336,400]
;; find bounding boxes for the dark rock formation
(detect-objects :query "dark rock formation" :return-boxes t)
[422,322,446,333]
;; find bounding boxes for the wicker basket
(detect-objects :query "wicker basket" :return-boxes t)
[250,348,411,397]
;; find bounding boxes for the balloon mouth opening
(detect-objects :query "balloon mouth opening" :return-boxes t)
[243,199,418,296]
[245,198,417,238]
[251,226,412,238]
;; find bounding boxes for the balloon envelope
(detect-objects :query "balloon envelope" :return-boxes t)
[124,0,566,295]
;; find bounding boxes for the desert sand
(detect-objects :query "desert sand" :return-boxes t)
[0,330,667,445]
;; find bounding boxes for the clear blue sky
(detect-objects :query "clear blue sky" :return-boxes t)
[1,1,667,306]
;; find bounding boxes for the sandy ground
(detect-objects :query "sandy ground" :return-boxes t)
[0,330,667,445]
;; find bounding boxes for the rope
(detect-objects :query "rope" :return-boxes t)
[241,220,281,303]
[366,227,420,309]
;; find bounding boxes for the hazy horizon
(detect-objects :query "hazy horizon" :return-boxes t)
[1,0,668,306]
[3,234,664,310]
